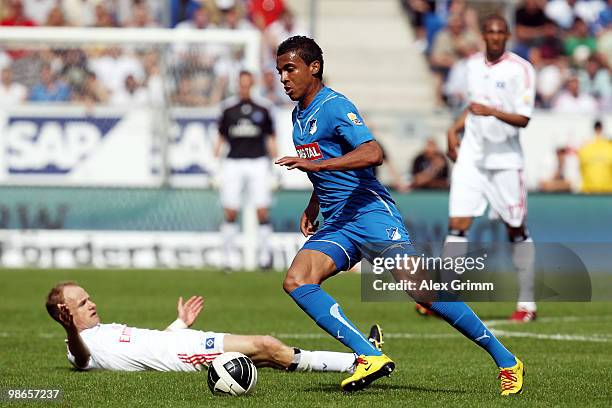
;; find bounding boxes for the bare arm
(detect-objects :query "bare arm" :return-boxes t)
[411,155,448,189]
[165,296,204,331]
[447,108,468,161]
[275,141,383,173]
[469,103,530,128]
[266,134,278,159]
[58,304,91,369]
[214,135,226,158]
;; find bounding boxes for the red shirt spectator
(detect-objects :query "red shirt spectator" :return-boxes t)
[1,0,36,26]
[249,0,284,29]
[1,0,37,59]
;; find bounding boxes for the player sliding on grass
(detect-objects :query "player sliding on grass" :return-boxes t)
[45,281,360,373]
[275,35,524,394]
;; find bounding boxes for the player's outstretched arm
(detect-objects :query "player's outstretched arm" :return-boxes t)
[166,296,204,330]
[58,304,91,369]
[447,108,468,162]
[276,141,383,173]
[469,103,530,128]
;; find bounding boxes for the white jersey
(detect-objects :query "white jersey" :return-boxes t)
[459,52,536,169]
[66,323,225,372]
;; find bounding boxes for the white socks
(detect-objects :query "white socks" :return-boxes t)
[221,222,239,269]
[512,237,536,312]
[293,349,357,373]
[257,222,273,268]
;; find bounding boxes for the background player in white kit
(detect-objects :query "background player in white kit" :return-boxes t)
[46,281,358,373]
[214,70,277,270]
[445,14,537,322]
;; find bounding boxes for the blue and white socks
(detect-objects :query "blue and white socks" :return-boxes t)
[290,284,381,356]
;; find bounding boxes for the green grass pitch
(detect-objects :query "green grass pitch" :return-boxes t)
[1,269,611,407]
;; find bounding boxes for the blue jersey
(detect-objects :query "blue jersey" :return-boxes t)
[292,87,395,221]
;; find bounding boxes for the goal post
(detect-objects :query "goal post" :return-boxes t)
[0,26,297,271]
[0,26,261,72]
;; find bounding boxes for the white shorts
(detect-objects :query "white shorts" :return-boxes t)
[449,162,527,227]
[177,331,227,369]
[220,157,272,210]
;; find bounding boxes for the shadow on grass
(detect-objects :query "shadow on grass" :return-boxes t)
[304,383,468,394]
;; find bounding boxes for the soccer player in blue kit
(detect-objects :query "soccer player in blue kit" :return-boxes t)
[275,36,524,395]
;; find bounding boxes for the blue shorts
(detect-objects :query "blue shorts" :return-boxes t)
[302,206,416,271]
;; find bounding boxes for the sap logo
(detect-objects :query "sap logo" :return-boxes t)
[7,117,119,173]
[166,119,218,175]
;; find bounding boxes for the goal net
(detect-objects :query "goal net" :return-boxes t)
[0,27,305,270]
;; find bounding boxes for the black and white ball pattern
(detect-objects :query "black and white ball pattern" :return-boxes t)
[207,352,258,396]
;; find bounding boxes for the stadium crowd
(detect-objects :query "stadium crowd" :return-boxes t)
[404,0,611,113]
[0,0,304,107]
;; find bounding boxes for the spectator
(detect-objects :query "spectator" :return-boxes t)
[597,26,612,67]
[0,50,11,71]
[110,74,149,106]
[93,2,115,27]
[249,0,285,30]
[1,0,37,59]
[45,5,67,27]
[170,0,201,27]
[115,0,163,28]
[578,120,612,193]
[402,0,435,49]
[88,47,145,96]
[564,17,597,63]
[175,5,214,30]
[545,0,580,30]
[539,147,573,192]
[578,55,611,102]
[73,71,108,104]
[553,74,598,112]
[263,8,307,65]
[29,64,71,102]
[23,0,57,25]
[593,0,612,34]
[443,42,479,109]
[429,12,479,106]
[410,138,449,189]
[1,0,36,26]
[171,76,208,106]
[544,0,606,31]
[60,49,89,96]
[0,66,27,104]
[61,0,97,27]
[514,0,558,61]
[536,63,567,108]
[125,1,158,28]
[218,2,254,30]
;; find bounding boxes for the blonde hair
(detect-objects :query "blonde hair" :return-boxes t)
[45,281,77,323]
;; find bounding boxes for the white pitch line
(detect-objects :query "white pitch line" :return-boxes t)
[275,331,612,343]
[491,329,612,343]
[274,333,457,340]
[484,315,612,327]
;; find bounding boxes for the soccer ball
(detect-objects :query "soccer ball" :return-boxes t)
[207,352,258,396]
